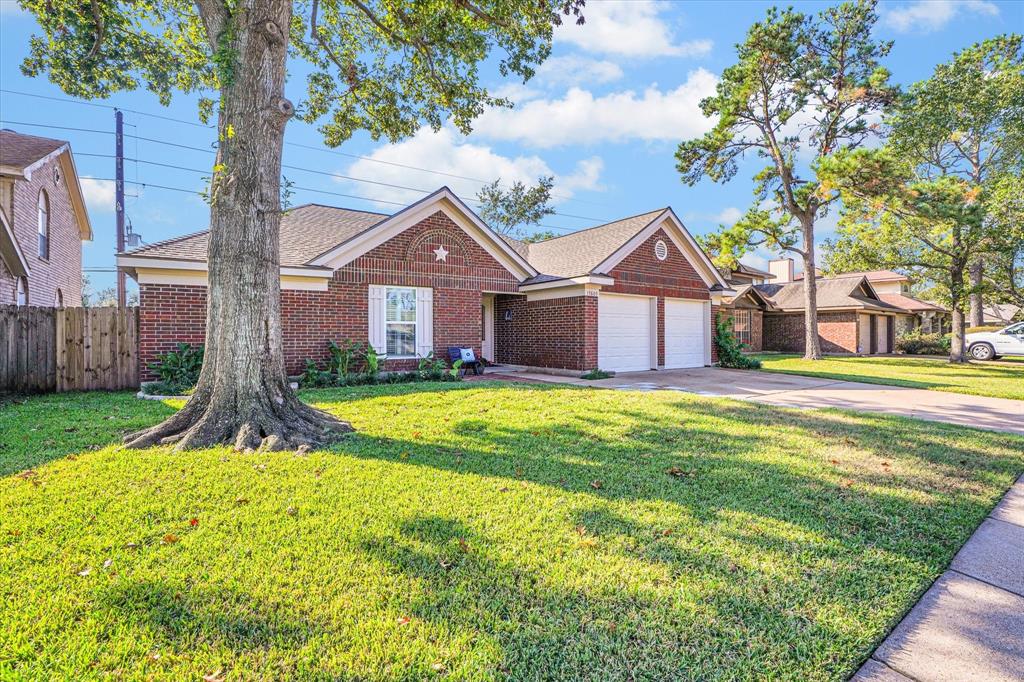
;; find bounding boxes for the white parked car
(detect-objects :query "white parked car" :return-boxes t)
[967,322,1024,360]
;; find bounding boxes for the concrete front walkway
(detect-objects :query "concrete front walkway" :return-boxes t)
[499,367,1024,435]
[852,474,1024,681]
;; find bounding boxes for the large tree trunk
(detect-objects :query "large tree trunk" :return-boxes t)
[126,1,351,451]
[949,266,967,363]
[968,259,984,327]
[801,219,823,360]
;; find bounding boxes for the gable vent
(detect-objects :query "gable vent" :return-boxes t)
[654,239,668,261]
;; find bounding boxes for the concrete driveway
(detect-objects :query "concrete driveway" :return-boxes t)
[505,367,1024,435]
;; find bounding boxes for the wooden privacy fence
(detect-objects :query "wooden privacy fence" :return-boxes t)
[0,305,139,393]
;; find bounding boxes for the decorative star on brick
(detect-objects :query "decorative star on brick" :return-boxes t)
[433,245,449,262]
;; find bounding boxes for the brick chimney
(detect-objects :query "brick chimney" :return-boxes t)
[768,258,794,283]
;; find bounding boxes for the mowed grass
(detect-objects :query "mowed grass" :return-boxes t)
[2,384,1022,681]
[753,353,1024,401]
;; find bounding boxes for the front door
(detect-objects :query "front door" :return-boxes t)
[481,296,495,362]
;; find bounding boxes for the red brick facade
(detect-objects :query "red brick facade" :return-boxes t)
[0,155,83,307]
[763,311,859,353]
[718,306,764,353]
[139,211,520,378]
[137,214,723,378]
[493,293,599,371]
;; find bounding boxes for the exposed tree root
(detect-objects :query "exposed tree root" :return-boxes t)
[124,390,352,452]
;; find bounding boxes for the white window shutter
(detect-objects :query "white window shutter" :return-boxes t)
[415,288,434,358]
[368,285,386,354]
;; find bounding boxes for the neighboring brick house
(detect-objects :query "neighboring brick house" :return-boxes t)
[117,188,728,378]
[718,262,775,352]
[721,258,907,354]
[0,130,93,307]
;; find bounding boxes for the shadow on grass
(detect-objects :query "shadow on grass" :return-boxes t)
[0,391,176,476]
[97,579,314,651]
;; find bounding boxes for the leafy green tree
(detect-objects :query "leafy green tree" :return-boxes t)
[884,35,1024,325]
[476,176,555,237]
[821,35,1023,361]
[984,173,1024,309]
[19,0,583,451]
[522,230,558,244]
[676,0,896,359]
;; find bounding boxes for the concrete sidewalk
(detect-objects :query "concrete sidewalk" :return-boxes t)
[852,474,1024,681]
[497,367,1024,435]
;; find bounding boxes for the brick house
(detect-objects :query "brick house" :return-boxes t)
[0,130,93,307]
[717,262,776,352]
[117,188,729,378]
[720,258,917,354]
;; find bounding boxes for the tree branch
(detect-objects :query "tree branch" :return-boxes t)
[193,0,230,50]
[86,0,104,59]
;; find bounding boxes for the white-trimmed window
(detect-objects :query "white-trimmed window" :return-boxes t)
[732,309,751,346]
[37,190,49,259]
[16,277,28,306]
[368,285,433,358]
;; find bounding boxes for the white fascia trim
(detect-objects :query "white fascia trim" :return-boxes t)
[593,209,728,290]
[525,283,601,302]
[309,188,537,279]
[19,145,69,181]
[116,254,333,278]
[0,208,30,276]
[519,275,613,292]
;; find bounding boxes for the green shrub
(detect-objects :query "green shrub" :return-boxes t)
[714,315,761,369]
[895,329,951,355]
[147,343,203,394]
[581,369,613,380]
[299,342,462,388]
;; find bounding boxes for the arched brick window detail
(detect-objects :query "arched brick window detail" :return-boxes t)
[37,189,50,259]
[16,276,28,306]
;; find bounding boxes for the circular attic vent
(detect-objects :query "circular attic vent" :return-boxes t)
[654,239,668,261]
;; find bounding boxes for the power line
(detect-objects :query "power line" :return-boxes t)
[0,91,611,208]
[74,152,609,223]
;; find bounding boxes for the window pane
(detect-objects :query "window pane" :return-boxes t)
[387,323,416,356]
[386,288,417,322]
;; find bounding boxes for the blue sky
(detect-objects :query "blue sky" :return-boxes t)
[1,0,1020,294]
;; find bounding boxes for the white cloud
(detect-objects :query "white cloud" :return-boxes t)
[338,127,603,208]
[715,207,743,225]
[472,68,719,148]
[557,1,711,58]
[883,0,998,33]
[535,55,624,88]
[80,178,115,214]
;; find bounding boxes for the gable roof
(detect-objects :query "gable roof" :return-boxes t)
[122,188,537,280]
[520,209,666,279]
[0,129,93,240]
[0,129,66,173]
[123,203,389,267]
[797,268,909,283]
[877,293,946,312]
[756,276,901,312]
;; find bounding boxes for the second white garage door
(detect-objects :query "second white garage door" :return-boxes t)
[598,294,653,372]
[664,298,707,369]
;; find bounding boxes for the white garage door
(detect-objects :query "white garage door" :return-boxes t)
[664,298,707,369]
[598,294,653,372]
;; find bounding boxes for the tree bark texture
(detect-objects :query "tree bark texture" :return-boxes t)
[126,0,352,451]
[968,259,984,328]
[801,220,823,360]
[949,265,967,363]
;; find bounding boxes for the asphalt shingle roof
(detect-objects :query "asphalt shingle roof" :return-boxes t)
[522,209,666,280]
[0,129,67,171]
[124,204,388,267]
[126,202,672,282]
[755,276,901,312]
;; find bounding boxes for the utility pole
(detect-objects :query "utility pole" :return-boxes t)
[115,109,126,307]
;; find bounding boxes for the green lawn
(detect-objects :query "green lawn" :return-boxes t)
[2,384,1022,680]
[752,354,1024,401]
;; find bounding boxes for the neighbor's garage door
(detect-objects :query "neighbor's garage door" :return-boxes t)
[664,298,707,368]
[598,294,653,372]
